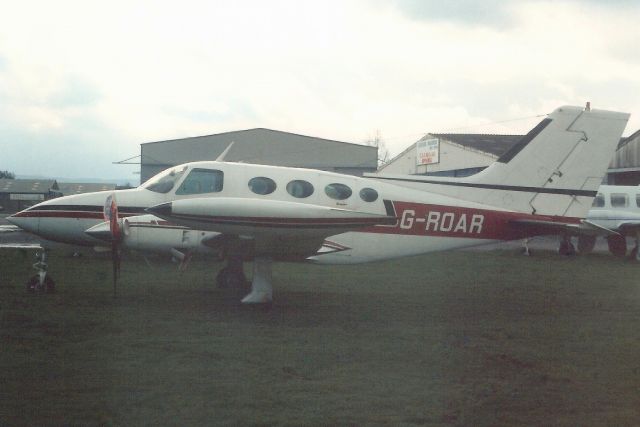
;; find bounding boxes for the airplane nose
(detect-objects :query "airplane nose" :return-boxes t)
[146,202,172,217]
[6,211,40,234]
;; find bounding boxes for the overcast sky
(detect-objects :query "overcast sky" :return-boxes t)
[1,0,639,182]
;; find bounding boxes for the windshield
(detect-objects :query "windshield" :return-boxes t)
[141,166,187,194]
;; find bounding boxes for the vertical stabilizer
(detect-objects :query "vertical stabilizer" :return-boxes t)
[372,106,629,218]
[468,106,629,216]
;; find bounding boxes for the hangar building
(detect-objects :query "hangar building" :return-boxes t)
[0,179,61,212]
[377,129,640,185]
[139,128,378,184]
[608,129,640,185]
[377,133,522,177]
[58,183,117,197]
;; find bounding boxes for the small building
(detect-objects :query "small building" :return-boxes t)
[377,134,522,177]
[58,182,117,197]
[608,129,640,185]
[139,128,378,184]
[0,179,61,213]
[377,130,640,185]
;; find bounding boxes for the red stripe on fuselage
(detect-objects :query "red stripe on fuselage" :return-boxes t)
[364,201,580,240]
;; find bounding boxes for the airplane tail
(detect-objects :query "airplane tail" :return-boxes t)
[375,105,630,218]
[469,105,629,216]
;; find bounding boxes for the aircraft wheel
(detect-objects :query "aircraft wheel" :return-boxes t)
[558,239,576,256]
[26,275,56,293]
[607,235,627,258]
[577,235,596,254]
[216,268,246,289]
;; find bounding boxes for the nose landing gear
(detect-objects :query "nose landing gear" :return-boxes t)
[26,250,55,293]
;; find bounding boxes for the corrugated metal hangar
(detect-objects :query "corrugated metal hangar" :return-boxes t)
[57,182,117,197]
[609,129,640,185]
[0,179,61,212]
[377,128,640,185]
[140,128,378,184]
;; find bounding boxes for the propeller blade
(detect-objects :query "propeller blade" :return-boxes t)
[104,194,122,297]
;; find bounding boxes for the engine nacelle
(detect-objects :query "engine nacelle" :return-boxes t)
[86,214,220,255]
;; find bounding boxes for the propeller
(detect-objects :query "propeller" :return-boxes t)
[103,193,122,297]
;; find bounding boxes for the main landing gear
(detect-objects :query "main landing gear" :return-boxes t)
[27,250,55,293]
[216,256,273,304]
[558,235,576,256]
[630,233,640,261]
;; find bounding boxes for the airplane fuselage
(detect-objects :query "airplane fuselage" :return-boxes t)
[587,185,640,233]
[9,161,581,264]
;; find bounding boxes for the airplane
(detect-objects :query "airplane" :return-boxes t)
[7,105,630,303]
[570,184,640,259]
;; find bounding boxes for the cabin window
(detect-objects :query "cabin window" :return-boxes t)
[592,193,605,208]
[325,183,352,200]
[610,193,628,208]
[248,177,276,195]
[175,168,224,195]
[286,180,314,198]
[636,194,640,208]
[359,188,378,202]
[142,166,187,194]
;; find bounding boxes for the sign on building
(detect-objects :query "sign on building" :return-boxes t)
[416,138,440,165]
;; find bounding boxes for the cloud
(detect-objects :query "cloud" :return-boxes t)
[0,0,639,180]
[389,0,516,28]
[48,76,102,108]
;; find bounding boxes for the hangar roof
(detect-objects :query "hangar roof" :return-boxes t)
[0,179,60,194]
[141,128,377,169]
[428,133,523,157]
[380,133,524,172]
[58,182,117,196]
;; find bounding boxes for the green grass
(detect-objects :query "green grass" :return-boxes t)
[1,249,639,426]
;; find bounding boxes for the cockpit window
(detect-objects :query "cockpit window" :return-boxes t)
[176,168,224,195]
[142,166,187,194]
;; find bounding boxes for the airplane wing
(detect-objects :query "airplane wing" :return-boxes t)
[147,197,397,260]
[509,218,620,237]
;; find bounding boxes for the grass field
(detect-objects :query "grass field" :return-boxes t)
[1,248,639,426]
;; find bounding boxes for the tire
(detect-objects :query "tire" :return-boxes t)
[607,235,627,258]
[558,239,576,256]
[43,275,56,293]
[216,268,246,289]
[26,275,39,293]
[577,235,596,254]
[26,275,55,293]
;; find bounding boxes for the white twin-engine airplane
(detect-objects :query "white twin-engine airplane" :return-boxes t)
[7,106,630,303]
[573,184,640,258]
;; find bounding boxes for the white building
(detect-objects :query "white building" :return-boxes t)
[377,133,522,177]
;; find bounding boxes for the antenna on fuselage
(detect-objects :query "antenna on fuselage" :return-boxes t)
[216,141,235,162]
